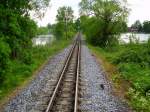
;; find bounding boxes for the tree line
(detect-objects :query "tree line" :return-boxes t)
[131,20,150,33]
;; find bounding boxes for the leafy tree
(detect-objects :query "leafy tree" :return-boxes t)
[79,0,129,47]
[131,20,143,32]
[56,7,74,23]
[143,21,150,33]
[0,0,50,17]
[0,0,50,83]
[53,22,65,40]
[74,18,81,31]
[53,6,75,40]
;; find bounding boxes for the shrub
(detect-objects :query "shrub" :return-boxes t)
[113,45,150,67]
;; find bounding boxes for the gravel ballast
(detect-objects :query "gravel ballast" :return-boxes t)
[79,44,131,112]
[3,45,72,112]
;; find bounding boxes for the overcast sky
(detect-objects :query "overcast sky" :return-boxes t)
[35,0,150,27]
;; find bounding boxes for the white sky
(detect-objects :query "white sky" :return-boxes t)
[36,0,80,26]
[35,0,150,27]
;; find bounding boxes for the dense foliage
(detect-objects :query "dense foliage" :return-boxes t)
[143,21,150,33]
[114,43,150,111]
[0,0,50,84]
[79,0,128,47]
[131,20,142,32]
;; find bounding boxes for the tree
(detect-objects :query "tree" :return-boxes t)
[74,18,81,31]
[143,21,150,33]
[0,0,50,59]
[56,7,74,23]
[131,20,142,32]
[79,0,129,47]
[53,6,75,40]
[0,0,50,83]
[0,0,50,17]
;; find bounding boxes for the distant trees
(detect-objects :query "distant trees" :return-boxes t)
[131,20,150,33]
[131,20,142,32]
[56,7,74,23]
[143,21,150,33]
[53,6,76,40]
[79,0,129,47]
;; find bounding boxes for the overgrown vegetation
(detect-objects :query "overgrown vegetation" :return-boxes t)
[89,39,150,111]
[0,0,50,84]
[0,0,53,101]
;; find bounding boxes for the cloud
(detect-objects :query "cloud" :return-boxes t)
[128,0,150,26]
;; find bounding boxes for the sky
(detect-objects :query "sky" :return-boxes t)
[35,0,150,27]
[36,0,80,26]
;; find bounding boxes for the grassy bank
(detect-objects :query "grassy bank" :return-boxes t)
[88,43,150,111]
[0,39,71,102]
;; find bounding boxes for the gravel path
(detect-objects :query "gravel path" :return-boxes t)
[79,43,131,112]
[3,45,72,112]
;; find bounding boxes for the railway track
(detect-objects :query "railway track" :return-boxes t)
[45,35,81,112]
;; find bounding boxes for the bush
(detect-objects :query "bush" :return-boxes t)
[113,45,150,67]
[128,88,150,111]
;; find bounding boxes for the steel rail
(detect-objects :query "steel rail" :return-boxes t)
[74,38,81,112]
[45,40,77,112]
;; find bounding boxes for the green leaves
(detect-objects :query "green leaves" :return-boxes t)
[79,0,128,47]
[56,6,74,23]
[143,21,150,33]
[0,0,45,84]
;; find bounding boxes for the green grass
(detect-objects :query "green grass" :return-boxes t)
[88,44,150,112]
[0,39,71,101]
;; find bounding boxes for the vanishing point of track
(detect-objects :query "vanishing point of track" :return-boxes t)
[45,34,81,112]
